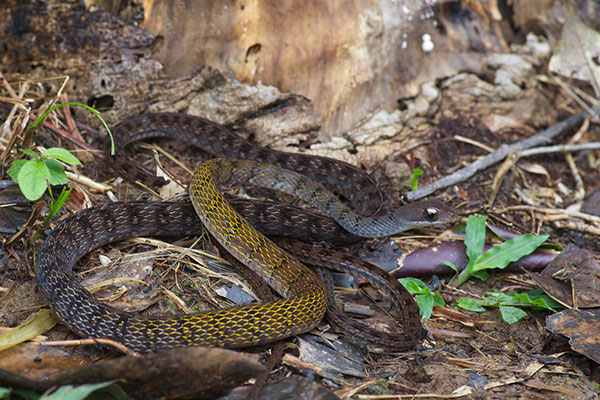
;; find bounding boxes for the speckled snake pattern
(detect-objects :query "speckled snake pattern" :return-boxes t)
[37,113,455,352]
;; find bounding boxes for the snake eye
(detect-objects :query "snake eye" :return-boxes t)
[423,207,439,222]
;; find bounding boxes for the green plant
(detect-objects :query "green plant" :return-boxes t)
[8,147,81,201]
[410,168,423,191]
[6,103,113,235]
[457,289,561,324]
[7,102,113,201]
[444,215,549,287]
[398,277,445,320]
[440,215,553,323]
[7,147,78,237]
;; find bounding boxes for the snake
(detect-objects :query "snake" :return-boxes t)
[36,113,455,352]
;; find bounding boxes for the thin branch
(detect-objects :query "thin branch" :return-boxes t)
[518,141,600,157]
[41,338,139,356]
[406,106,600,201]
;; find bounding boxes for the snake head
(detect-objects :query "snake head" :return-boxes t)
[393,199,456,230]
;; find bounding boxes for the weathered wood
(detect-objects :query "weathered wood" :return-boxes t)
[136,0,492,136]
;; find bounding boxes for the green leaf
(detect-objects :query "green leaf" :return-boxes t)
[0,309,59,352]
[0,387,12,399]
[17,160,50,201]
[44,159,68,185]
[7,159,29,183]
[433,292,446,307]
[441,260,459,274]
[50,187,72,215]
[472,234,549,272]
[34,187,72,239]
[465,215,486,266]
[19,148,39,159]
[415,293,434,320]
[462,289,563,312]
[41,147,81,166]
[457,297,486,312]
[499,305,527,324]
[508,290,561,311]
[472,270,490,280]
[399,277,428,294]
[13,389,40,400]
[399,278,446,320]
[40,381,118,400]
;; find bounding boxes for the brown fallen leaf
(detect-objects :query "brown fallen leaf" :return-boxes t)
[546,309,600,365]
[549,4,600,84]
[0,342,91,379]
[528,244,600,308]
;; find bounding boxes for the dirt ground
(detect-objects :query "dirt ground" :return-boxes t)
[1,1,600,399]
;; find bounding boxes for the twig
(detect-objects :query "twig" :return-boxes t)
[553,76,599,118]
[517,141,600,157]
[4,201,44,247]
[454,135,494,153]
[407,106,600,201]
[521,119,592,201]
[40,338,139,356]
[162,288,193,314]
[496,205,600,224]
[0,72,18,99]
[0,82,30,170]
[245,343,286,400]
[548,219,600,236]
[65,171,113,192]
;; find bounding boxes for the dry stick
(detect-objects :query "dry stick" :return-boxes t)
[518,141,600,157]
[0,83,30,169]
[406,106,600,201]
[561,117,588,201]
[484,138,599,209]
[553,76,599,119]
[41,338,139,356]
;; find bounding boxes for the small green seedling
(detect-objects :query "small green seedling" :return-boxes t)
[8,147,81,201]
[8,148,79,237]
[399,217,554,324]
[410,168,424,191]
[399,277,446,320]
[6,102,113,235]
[7,102,113,202]
[442,215,553,323]
[445,215,549,287]
[458,289,562,324]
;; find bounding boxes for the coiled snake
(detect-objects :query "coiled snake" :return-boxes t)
[36,113,455,352]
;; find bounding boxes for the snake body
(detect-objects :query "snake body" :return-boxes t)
[37,202,325,350]
[111,113,385,216]
[37,113,455,352]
